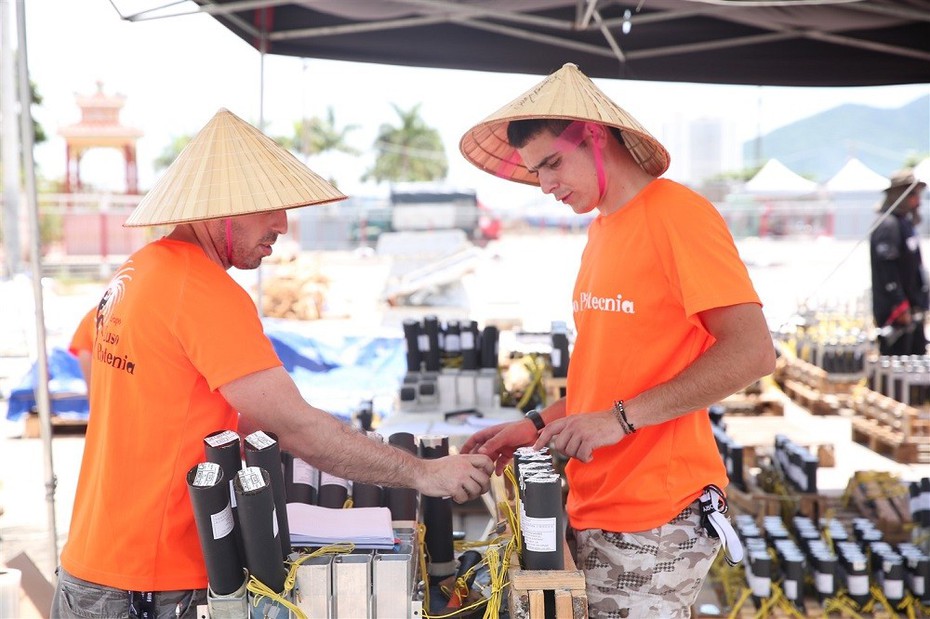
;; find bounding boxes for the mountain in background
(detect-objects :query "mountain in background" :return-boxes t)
[741,95,929,182]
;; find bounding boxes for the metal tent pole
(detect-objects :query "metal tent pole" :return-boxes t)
[17,0,59,568]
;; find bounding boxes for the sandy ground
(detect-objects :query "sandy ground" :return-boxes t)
[1,230,928,613]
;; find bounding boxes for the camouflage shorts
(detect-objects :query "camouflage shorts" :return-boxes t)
[570,500,721,618]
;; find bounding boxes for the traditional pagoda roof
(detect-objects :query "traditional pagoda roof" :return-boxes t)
[59,82,143,147]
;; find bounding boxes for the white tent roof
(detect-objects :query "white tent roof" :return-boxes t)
[824,158,888,193]
[744,159,819,196]
[914,157,930,184]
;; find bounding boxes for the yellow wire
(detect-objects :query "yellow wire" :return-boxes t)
[726,587,754,619]
[246,574,306,619]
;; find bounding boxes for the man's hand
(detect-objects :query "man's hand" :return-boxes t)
[416,454,495,503]
[461,420,538,475]
[533,410,624,462]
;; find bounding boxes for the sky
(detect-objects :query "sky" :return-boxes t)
[14,0,930,212]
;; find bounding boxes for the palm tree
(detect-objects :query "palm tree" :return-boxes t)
[282,107,360,161]
[364,103,447,183]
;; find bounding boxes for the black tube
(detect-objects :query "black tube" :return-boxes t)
[352,432,384,508]
[233,466,286,593]
[780,554,804,605]
[420,435,455,579]
[203,430,245,561]
[479,326,499,369]
[444,320,461,361]
[282,452,318,505]
[352,482,383,508]
[423,316,442,372]
[318,471,350,509]
[186,463,246,596]
[522,473,564,570]
[403,319,423,373]
[550,332,570,378]
[384,432,418,522]
[461,321,479,371]
[243,431,291,558]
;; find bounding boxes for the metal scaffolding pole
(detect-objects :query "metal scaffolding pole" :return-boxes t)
[17,0,59,568]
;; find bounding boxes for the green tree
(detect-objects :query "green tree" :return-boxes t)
[281,107,360,161]
[364,104,447,183]
[29,80,46,145]
[154,134,193,171]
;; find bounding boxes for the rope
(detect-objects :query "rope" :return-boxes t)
[786,181,918,332]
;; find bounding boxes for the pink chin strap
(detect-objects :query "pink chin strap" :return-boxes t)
[225,218,233,265]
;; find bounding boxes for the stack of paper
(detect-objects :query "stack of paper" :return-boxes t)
[286,504,395,549]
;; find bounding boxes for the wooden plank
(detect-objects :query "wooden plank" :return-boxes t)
[23,413,88,439]
[554,590,573,618]
[528,590,545,619]
[510,569,586,591]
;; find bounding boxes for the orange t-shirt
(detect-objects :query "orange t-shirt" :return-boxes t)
[566,179,761,532]
[68,306,98,357]
[61,239,282,592]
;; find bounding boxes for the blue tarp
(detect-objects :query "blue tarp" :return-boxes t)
[6,347,90,421]
[263,320,406,422]
[6,321,406,424]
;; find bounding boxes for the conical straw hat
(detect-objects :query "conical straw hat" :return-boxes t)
[459,63,669,186]
[125,108,346,227]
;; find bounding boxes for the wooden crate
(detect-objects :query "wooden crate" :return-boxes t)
[845,471,913,544]
[23,412,88,438]
[727,479,832,523]
[544,376,567,406]
[491,475,588,618]
[849,388,930,464]
[508,542,587,619]
[717,390,784,416]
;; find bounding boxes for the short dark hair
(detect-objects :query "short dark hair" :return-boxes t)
[506,119,625,148]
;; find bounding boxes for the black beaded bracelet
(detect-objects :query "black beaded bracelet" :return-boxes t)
[613,400,636,435]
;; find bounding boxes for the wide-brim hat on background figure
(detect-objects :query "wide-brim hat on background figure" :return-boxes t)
[878,167,927,212]
[884,168,927,193]
[125,108,346,227]
[459,62,670,186]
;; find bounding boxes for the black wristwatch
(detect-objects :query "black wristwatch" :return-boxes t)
[525,409,545,432]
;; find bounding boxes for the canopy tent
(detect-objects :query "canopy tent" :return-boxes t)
[132,0,930,87]
[11,0,928,575]
[824,157,889,193]
[744,158,819,197]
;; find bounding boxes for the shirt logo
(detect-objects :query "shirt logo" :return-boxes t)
[573,291,636,314]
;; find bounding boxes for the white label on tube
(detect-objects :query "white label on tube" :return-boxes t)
[814,571,833,594]
[272,507,279,539]
[460,332,475,349]
[912,576,925,596]
[847,574,868,595]
[446,334,461,351]
[522,515,557,552]
[883,580,903,600]
[204,430,239,447]
[193,462,221,487]
[239,466,266,492]
[228,480,237,508]
[320,472,349,489]
[211,504,234,539]
[783,580,797,600]
[551,349,562,367]
[246,431,275,450]
[293,458,318,487]
[418,334,430,350]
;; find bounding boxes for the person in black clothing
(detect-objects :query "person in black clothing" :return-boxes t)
[870,168,928,356]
